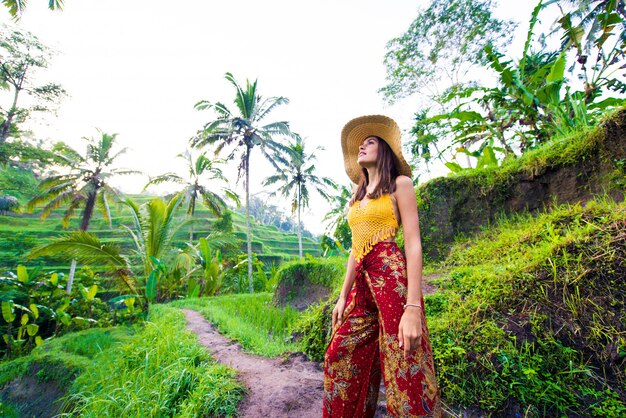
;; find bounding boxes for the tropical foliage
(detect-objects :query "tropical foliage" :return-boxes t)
[0,23,65,143]
[321,183,353,253]
[401,0,626,171]
[191,72,294,291]
[0,265,112,359]
[27,131,137,292]
[263,135,335,257]
[1,0,63,21]
[144,150,240,241]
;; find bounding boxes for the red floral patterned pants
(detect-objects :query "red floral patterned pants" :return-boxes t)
[323,242,441,417]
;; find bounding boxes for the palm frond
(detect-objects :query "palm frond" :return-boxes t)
[62,194,84,228]
[261,121,294,137]
[110,168,142,176]
[144,173,185,190]
[256,96,290,121]
[96,191,112,228]
[37,190,78,220]
[36,174,78,190]
[52,141,85,166]
[27,180,75,212]
[29,230,129,268]
[200,190,227,217]
[29,231,139,296]
[223,188,241,207]
[200,230,241,253]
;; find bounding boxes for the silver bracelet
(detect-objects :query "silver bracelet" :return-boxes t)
[403,303,423,310]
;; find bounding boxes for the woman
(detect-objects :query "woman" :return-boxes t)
[323,115,441,417]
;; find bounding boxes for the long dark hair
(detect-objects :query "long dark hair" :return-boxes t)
[349,136,399,206]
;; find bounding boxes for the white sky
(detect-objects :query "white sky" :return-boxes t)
[1,0,548,235]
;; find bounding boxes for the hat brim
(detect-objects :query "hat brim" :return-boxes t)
[341,115,412,184]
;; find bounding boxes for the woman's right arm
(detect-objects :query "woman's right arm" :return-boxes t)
[332,251,357,328]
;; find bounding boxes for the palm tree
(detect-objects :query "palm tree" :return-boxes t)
[144,150,240,241]
[191,72,293,292]
[322,183,353,246]
[2,0,63,20]
[263,135,335,257]
[29,194,191,309]
[122,194,184,279]
[27,130,138,293]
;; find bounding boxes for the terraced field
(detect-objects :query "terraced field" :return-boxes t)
[0,194,321,273]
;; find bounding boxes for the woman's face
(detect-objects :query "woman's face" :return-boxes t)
[357,136,379,167]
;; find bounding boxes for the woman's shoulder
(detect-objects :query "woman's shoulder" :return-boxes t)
[392,175,415,203]
[394,175,413,190]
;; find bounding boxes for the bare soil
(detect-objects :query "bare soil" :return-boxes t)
[0,374,64,417]
[183,309,325,417]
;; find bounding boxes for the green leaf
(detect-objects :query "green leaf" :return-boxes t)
[125,298,136,309]
[35,336,44,346]
[17,265,28,283]
[26,324,39,337]
[21,314,29,326]
[50,272,58,286]
[450,111,483,122]
[477,146,498,168]
[187,279,199,298]
[146,270,158,302]
[29,304,39,320]
[546,54,565,84]
[86,284,98,301]
[445,162,464,173]
[2,301,15,323]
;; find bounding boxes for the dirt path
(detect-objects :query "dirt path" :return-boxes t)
[182,309,325,417]
[181,276,441,417]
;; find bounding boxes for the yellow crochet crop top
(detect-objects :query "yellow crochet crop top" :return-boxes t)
[347,194,398,262]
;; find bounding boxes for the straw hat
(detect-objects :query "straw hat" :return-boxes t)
[340,114,412,184]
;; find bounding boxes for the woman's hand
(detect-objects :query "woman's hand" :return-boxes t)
[331,297,347,329]
[398,307,423,359]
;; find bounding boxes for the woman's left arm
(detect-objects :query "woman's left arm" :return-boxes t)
[394,175,424,359]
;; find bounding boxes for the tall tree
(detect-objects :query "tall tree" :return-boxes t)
[27,130,138,293]
[144,150,240,241]
[191,72,293,291]
[0,23,65,143]
[380,0,515,107]
[263,135,335,257]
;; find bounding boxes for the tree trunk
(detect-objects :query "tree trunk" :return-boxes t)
[66,259,77,293]
[67,189,97,293]
[245,147,254,292]
[298,184,303,258]
[189,202,195,242]
[0,85,21,143]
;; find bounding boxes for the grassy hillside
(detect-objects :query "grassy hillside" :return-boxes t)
[417,107,626,260]
[0,305,243,417]
[0,193,322,273]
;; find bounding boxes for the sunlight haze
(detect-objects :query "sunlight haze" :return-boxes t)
[2,0,541,235]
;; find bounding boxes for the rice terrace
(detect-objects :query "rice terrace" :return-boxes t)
[0,1,625,417]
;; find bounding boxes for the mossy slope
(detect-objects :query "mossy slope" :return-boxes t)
[418,107,626,260]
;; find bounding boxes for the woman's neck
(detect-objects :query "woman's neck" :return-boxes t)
[365,166,381,194]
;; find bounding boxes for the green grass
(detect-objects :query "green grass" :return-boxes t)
[424,197,626,416]
[62,304,244,417]
[0,304,244,418]
[171,293,301,357]
[0,194,322,273]
[0,326,134,417]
